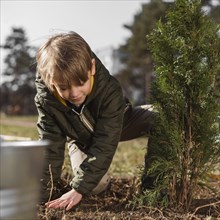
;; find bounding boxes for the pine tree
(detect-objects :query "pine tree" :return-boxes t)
[0,27,37,114]
[142,0,220,210]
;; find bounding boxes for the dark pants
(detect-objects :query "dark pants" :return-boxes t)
[120,104,158,189]
[120,104,156,141]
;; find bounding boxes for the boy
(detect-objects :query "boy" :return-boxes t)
[35,32,156,210]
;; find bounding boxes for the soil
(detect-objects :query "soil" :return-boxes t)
[37,177,220,220]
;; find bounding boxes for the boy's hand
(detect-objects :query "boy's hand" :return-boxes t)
[45,189,82,210]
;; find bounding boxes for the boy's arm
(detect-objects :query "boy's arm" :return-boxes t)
[71,78,125,195]
[35,96,66,202]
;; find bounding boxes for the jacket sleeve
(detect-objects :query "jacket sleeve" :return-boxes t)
[35,94,66,201]
[70,77,125,195]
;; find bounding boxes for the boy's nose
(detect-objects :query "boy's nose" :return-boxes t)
[70,87,80,97]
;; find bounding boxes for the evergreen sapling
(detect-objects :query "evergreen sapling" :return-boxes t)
[141,0,220,210]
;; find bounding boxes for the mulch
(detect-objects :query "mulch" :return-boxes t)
[37,177,220,220]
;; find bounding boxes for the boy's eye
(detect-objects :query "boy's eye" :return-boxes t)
[55,85,68,91]
[59,87,68,91]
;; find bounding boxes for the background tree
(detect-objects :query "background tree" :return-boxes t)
[116,0,172,105]
[0,27,37,115]
[116,0,220,105]
[141,0,220,211]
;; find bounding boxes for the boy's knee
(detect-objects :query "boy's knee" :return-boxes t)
[68,142,87,176]
[91,173,111,195]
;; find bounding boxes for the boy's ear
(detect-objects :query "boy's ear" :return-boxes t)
[91,58,96,76]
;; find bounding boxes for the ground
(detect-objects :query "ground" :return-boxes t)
[1,116,219,219]
[37,177,220,220]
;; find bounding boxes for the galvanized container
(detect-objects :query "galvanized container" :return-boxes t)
[0,140,49,220]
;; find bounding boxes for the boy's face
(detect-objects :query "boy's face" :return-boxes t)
[53,59,96,106]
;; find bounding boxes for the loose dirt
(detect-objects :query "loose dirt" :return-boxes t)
[37,177,220,220]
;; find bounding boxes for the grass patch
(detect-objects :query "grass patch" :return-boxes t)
[1,115,147,177]
[1,124,38,140]
[1,114,38,122]
[1,114,38,140]
[109,138,146,176]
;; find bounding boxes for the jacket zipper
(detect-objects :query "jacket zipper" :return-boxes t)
[71,105,94,133]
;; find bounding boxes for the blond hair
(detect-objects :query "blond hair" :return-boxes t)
[36,32,93,91]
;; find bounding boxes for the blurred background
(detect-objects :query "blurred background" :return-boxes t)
[1,0,220,115]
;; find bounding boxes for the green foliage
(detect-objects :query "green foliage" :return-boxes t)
[142,0,220,210]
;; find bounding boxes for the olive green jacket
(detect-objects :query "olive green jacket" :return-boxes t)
[35,54,126,196]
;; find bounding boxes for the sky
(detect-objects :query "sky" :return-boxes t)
[1,0,150,52]
[1,0,152,77]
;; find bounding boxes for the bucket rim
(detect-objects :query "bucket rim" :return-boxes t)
[0,140,51,148]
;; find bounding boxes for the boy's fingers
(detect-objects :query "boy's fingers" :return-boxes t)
[45,198,59,205]
[46,199,62,208]
[59,199,69,208]
[66,196,82,210]
[46,198,71,209]
[66,200,76,211]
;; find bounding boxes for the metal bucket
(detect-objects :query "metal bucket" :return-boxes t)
[0,140,49,220]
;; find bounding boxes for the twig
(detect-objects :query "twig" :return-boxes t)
[48,164,54,202]
[192,200,220,215]
[44,165,54,220]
